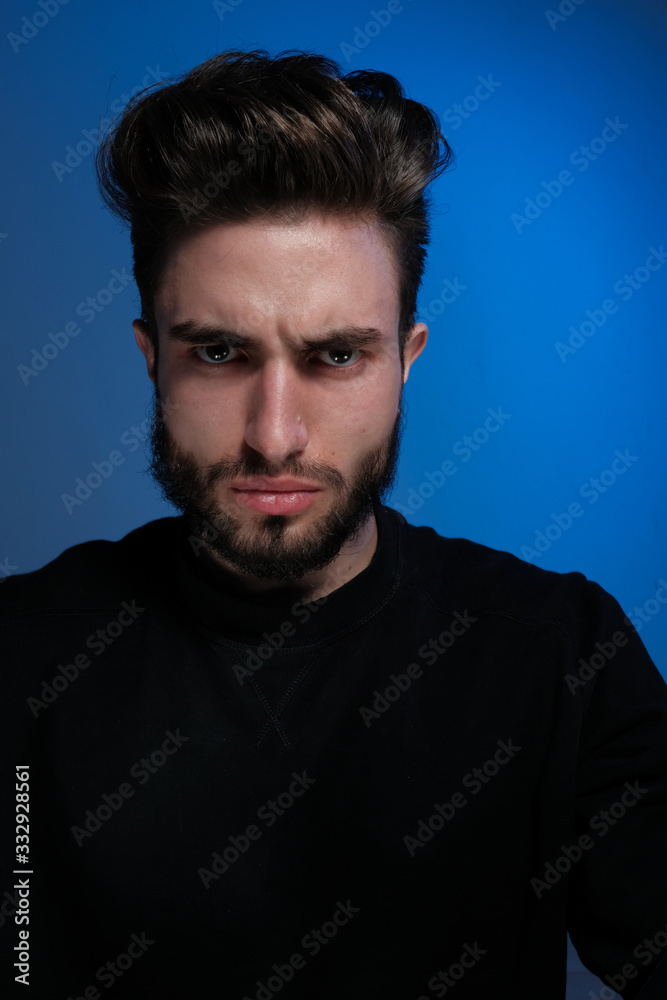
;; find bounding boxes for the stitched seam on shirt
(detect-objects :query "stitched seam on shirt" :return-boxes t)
[255,653,318,748]
[247,675,292,749]
[400,582,580,645]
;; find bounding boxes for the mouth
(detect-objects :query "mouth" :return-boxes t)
[229,480,322,515]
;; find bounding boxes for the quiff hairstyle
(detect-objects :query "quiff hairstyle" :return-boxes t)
[95,49,453,355]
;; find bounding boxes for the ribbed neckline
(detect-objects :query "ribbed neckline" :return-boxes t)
[171,503,403,647]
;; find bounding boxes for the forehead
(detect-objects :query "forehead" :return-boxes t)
[154,212,400,335]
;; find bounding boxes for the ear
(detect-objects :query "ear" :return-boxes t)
[402,323,428,384]
[133,319,157,383]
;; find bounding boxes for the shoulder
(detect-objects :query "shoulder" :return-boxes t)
[0,517,183,622]
[388,508,666,704]
[388,506,625,641]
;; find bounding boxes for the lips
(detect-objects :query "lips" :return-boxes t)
[230,479,322,515]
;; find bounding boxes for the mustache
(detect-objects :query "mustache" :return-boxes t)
[199,454,347,493]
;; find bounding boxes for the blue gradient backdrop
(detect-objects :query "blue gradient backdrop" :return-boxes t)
[2,0,666,689]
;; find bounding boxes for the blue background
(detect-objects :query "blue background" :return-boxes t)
[1,0,665,681]
[1,2,665,995]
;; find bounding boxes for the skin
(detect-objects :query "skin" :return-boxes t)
[133,211,427,601]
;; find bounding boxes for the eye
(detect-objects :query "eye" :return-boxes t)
[316,346,363,367]
[195,343,239,364]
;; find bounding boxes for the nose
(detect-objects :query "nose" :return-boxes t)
[243,361,309,465]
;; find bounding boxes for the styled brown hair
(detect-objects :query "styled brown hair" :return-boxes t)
[95,49,453,354]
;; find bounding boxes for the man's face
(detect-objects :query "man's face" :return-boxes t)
[134,212,427,584]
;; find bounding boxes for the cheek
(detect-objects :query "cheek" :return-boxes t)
[313,382,400,456]
[159,376,243,457]
[357,368,403,426]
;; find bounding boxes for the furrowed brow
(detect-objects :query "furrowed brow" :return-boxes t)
[298,327,386,352]
[167,321,262,350]
[167,321,386,353]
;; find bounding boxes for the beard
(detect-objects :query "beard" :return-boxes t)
[148,389,405,583]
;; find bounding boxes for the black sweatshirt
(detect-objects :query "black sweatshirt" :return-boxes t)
[1,503,666,999]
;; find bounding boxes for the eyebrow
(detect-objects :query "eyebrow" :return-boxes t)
[167,321,386,353]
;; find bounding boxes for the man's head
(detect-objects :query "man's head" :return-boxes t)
[95,50,452,585]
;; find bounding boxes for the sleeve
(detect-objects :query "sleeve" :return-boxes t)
[566,580,667,999]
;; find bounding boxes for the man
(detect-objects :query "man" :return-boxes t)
[1,49,666,999]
